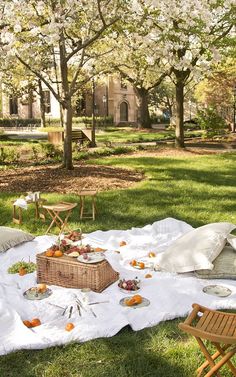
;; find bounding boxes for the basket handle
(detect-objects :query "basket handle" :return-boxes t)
[57,271,74,280]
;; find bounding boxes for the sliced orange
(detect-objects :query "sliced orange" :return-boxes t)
[138,262,145,269]
[148,252,156,258]
[19,267,27,276]
[133,295,143,304]
[30,318,41,327]
[45,249,54,257]
[65,322,75,332]
[23,320,32,328]
[54,250,63,257]
[130,259,137,267]
[37,283,47,293]
[119,241,127,247]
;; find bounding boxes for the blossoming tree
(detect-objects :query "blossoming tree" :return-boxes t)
[1,0,123,169]
[132,0,235,146]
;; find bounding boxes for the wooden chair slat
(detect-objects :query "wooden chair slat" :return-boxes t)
[199,311,214,331]
[215,315,230,335]
[221,316,234,337]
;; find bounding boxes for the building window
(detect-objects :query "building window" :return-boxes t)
[120,101,128,122]
[120,77,127,90]
[42,90,51,113]
[9,96,18,115]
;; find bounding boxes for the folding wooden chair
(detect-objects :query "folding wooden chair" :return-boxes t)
[179,303,236,377]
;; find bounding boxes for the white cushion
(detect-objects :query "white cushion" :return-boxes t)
[227,234,236,250]
[0,227,34,253]
[158,222,236,273]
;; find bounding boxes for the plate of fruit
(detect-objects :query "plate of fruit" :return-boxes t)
[64,244,95,258]
[23,284,52,300]
[118,278,141,293]
[119,294,150,308]
[77,252,105,264]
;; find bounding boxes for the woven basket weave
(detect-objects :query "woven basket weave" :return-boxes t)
[36,252,119,292]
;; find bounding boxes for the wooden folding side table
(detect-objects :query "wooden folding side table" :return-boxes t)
[12,198,47,225]
[42,201,77,234]
[78,190,97,221]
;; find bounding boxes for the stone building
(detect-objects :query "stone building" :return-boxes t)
[1,75,139,125]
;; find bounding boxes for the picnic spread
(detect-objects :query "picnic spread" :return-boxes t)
[1,217,236,356]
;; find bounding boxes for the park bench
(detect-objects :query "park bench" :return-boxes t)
[71,128,92,147]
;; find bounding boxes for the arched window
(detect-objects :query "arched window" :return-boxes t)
[120,102,128,122]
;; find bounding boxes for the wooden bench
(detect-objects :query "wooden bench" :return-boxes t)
[71,129,92,147]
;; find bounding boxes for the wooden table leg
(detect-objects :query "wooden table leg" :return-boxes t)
[13,205,23,225]
[80,196,84,219]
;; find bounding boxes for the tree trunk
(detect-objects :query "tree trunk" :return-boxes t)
[28,88,33,119]
[136,87,151,128]
[175,79,185,148]
[38,79,46,128]
[59,31,73,170]
[63,102,73,170]
[90,77,96,147]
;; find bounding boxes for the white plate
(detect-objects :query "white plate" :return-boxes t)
[202,285,232,297]
[119,296,150,308]
[23,288,52,300]
[77,252,105,264]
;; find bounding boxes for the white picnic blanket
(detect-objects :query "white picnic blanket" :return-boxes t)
[1,217,236,355]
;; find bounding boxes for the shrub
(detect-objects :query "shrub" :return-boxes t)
[0,146,20,164]
[0,118,41,128]
[40,143,63,161]
[197,108,227,138]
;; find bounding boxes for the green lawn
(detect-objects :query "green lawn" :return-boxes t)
[0,151,236,377]
[95,127,201,144]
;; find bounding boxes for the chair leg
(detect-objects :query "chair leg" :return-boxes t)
[196,337,222,377]
[213,343,236,375]
[92,196,96,220]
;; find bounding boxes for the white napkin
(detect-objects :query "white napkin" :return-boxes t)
[13,198,28,210]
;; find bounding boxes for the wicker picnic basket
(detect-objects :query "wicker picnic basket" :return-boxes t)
[36,252,119,293]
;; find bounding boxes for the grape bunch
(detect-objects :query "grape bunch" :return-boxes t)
[118,278,140,291]
[8,261,37,274]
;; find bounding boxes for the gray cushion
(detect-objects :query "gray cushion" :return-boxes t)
[195,246,236,279]
[0,226,34,253]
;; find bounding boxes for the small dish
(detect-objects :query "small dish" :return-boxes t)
[119,296,150,308]
[23,287,52,300]
[202,285,232,298]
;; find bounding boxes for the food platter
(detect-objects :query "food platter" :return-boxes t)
[23,287,52,300]
[202,285,232,298]
[119,296,150,308]
[77,252,105,264]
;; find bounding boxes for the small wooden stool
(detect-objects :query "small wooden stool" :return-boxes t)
[12,198,47,225]
[42,201,77,234]
[78,190,97,221]
[179,303,236,377]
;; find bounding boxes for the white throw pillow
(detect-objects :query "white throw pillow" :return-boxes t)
[158,222,236,273]
[227,234,236,250]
